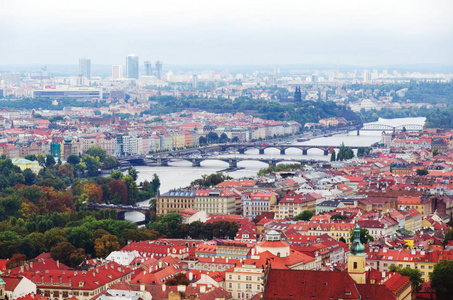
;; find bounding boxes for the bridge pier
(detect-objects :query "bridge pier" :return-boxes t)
[280,149,286,155]
[357,129,360,136]
[238,149,246,154]
[324,150,329,156]
[157,158,168,166]
[302,149,308,155]
[259,149,265,155]
[192,160,201,167]
[229,160,238,169]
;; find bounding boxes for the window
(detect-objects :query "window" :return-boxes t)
[354,262,357,269]
[229,283,232,288]
[246,276,252,281]
[238,275,241,280]
[421,265,425,269]
[246,284,252,289]
[238,283,241,288]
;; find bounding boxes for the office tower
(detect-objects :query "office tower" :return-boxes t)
[144,61,152,76]
[192,75,198,88]
[112,65,123,80]
[79,58,91,79]
[155,60,163,80]
[363,70,371,82]
[311,74,317,83]
[126,54,139,79]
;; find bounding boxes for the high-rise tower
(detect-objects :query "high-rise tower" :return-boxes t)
[144,61,152,76]
[112,65,123,80]
[155,60,163,80]
[126,55,139,79]
[79,58,91,79]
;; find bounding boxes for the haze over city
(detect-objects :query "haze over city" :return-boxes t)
[2,0,452,66]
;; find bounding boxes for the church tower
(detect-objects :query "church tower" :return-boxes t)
[294,86,302,102]
[348,223,367,284]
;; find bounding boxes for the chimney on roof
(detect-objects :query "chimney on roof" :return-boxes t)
[200,285,206,293]
[57,260,60,268]
[162,284,166,292]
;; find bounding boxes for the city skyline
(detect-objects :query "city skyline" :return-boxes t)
[1,0,452,66]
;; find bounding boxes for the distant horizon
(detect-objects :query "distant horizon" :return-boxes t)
[2,62,453,75]
[1,1,451,67]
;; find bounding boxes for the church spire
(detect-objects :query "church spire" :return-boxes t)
[350,223,365,255]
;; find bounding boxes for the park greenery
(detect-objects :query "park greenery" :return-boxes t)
[0,146,176,267]
[143,96,363,128]
[257,163,303,176]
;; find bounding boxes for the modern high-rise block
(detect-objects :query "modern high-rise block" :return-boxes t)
[79,58,91,79]
[144,61,152,76]
[112,65,123,80]
[155,60,163,80]
[126,55,139,79]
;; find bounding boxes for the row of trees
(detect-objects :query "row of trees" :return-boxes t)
[190,173,232,187]
[199,132,239,145]
[330,143,355,162]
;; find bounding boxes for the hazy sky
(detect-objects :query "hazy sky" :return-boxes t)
[1,0,452,66]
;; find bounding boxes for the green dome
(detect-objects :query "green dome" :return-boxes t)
[350,223,365,256]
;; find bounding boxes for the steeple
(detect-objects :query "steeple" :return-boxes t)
[350,222,365,255]
[348,223,367,284]
[294,85,302,102]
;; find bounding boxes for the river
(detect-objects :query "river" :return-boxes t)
[125,117,425,222]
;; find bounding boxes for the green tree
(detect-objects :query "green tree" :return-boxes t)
[103,156,119,169]
[110,170,124,180]
[127,166,139,181]
[443,228,453,247]
[417,168,429,176]
[152,173,160,191]
[331,214,348,220]
[430,260,453,300]
[337,143,354,161]
[86,146,107,163]
[83,155,101,176]
[50,242,76,267]
[45,154,56,167]
[66,154,80,165]
[330,150,336,162]
[124,175,139,205]
[207,132,219,144]
[23,168,37,185]
[349,227,374,245]
[389,265,423,292]
[294,210,314,221]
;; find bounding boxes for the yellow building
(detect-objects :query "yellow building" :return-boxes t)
[172,132,186,149]
[11,158,42,174]
[194,189,237,215]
